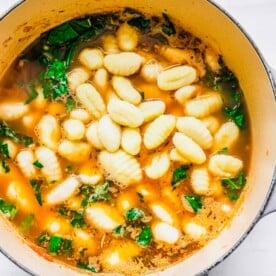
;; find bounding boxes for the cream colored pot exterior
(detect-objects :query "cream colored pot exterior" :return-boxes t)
[0,1,275,275]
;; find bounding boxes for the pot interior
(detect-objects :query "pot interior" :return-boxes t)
[0,0,275,275]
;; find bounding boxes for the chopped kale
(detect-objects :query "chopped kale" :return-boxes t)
[77,261,96,273]
[217,147,229,154]
[65,96,76,112]
[171,166,188,187]
[24,89,39,104]
[184,195,203,213]
[0,199,17,220]
[161,13,176,36]
[19,214,35,232]
[223,104,245,128]
[70,211,86,228]
[30,179,43,205]
[125,208,145,222]
[137,226,152,247]
[49,235,73,255]
[112,225,125,236]
[33,160,44,169]
[81,182,110,206]
[221,172,246,201]
[0,142,10,158]
[128,16,151,32]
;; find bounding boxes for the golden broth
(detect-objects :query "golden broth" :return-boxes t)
[0,9,250,275]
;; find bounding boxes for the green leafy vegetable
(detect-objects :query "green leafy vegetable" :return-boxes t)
[112,225,124,236]
[0,199,17,220]
[33,160,44,169]
[1,160,10,173]
[70,211,86,228]
[137,226,152,247]
[19,214,35,232]
[223,104,245,128]
[0,143,10,158]
[0,142,10,173]
[37,232,50,245]
[65,96,76,112]
[127,17,151,32]
[161,13,176,36]
[0,121,33,146]
[49,235,73,255]
[221,172,246,201]
[217,147,228,154]
[125,208,145,221]
[77,261,96,273]
[184,195,203,213]
[137,192,144,202]
[41,59,68,100]
[30,179,43,205]
[81,182,110,206]
[171,166,188,187]
[24,89,38,104]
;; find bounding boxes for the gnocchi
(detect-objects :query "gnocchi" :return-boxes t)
[78,48,104,70]
[174,85,197,105]
[190,167,210,195]
[152,222,180,244]
[85,122,104,150]
[121,127,141,155]
[0,102,29,121]
[117,23,139,51]
[62,119,85,141]
[145,152,170,179]
[139,100,166,122]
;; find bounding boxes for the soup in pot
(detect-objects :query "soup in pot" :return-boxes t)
[0,9,250,275]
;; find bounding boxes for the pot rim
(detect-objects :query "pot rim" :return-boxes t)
[0,1,275,275]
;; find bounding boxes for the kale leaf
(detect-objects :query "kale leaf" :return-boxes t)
[184,194,203,213]
[171,166,189,187]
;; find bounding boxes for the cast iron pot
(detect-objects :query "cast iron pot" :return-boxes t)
[0,0,275,275]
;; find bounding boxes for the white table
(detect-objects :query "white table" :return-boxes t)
[0,1,275,275]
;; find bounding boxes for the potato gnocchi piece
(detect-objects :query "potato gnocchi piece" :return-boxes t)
[145,152,170,179]
[102,34,120,53]
[67,67,90,91]
[112,76,142,105]
[139,100,166,123]
[78,48,104,70]
[157,65,197,91]
[93,68,109,91]
[174,85,197,105]
[16,150,36,178]
[62,119,85,141]
[140,62,162,83]
[107,99,144,128]
[201,116,220,134]
[150,202,175,225]
[0,102,29,121]
[172,132,206,164]
[183,222,207,240]
[70,108,91,124]
[102,240,141,269]
[176,116,213,149]
[73,229,98,255]
[85,203,124,232]
[144,115,175,150]
[212,122,240,151]
[185,92,223,118]
[117,23,139,51]
[36,114,61,151]
[2,139,18,160]
[205,47,221,73]
[78,173,103,186]
[98,115,121,152]
[152,222,180,244]
[98,150,142,187]
[76,83,106,118]
[45,176,80,205]
[85,122,104,150]
[44,216,71,235]
[35,146,62,183]
[208,154,243,178]
[190,167,210,195]
[58,140,91,163]
[169,148,190,165]
[103,52,142,76]
[121,127,141,155]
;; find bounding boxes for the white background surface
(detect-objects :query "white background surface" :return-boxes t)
[0,0,275,275]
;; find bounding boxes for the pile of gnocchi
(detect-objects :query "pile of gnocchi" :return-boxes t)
[0,10,249,275]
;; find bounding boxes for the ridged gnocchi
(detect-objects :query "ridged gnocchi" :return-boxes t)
[0,102,29,121]
[70,108,91,124]
[145,152,170,179]
[172,132,206,164]
[176,116,213,149]
[121,127,141,155]
[98,150,142,187]
[157,65,197,91]
[97,115,121,152]
[85,203,124,232]
[67,67,90,91]
[144,115,175,150]
[103,52,142,76]
[208,154,243,177]
[107,99,144,128]
[174,85,197,104]
[45,176,80,205]
[102,34,119,53]
[16,150,36,178]
[93,68,109,91]
[183,222,207,240]
[152,222,180,244]
[35,146,62,183]
[139,100,166,122]
[190,167,210,195]
[76,83,106,118]
[78,48,104,70]
[169,148,190,164]
[85,122,104,150]
[140,62,162,83]
[185,92,223,118]
[62,119,85,141]
[117,23,139,51]
[150,202,175,225]
[112,76,142,105]
[58,140,91,163]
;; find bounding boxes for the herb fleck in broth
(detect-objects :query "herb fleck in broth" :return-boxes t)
[0,9,250,275]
